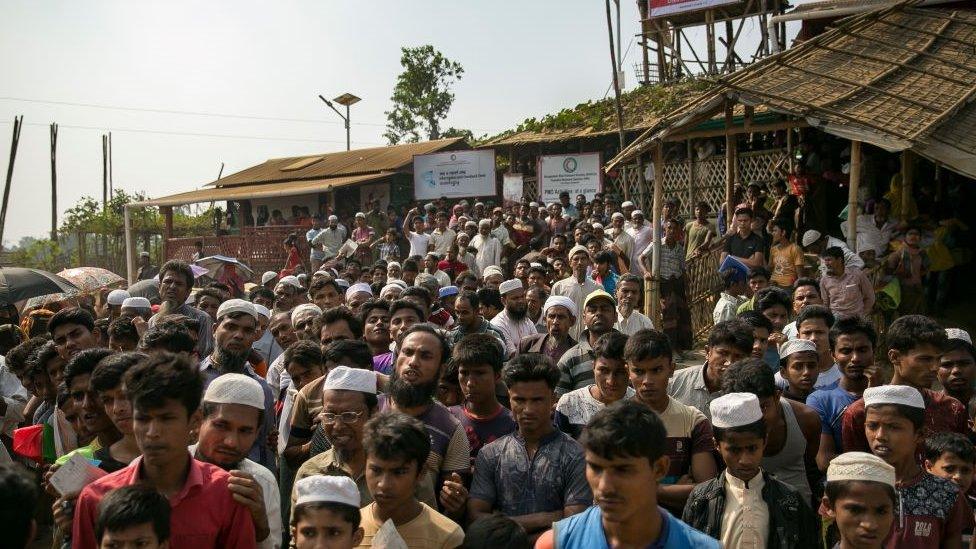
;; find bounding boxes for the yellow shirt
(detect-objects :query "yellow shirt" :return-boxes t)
[769,241,804,287]
[357,502,464,549]
[720,470,769,549]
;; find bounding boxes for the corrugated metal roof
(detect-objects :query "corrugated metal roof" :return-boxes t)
[206,137,467,187]
[132,172,394,207]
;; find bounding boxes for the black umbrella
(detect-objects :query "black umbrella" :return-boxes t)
[0,267,79,305]
[126,279,160,301]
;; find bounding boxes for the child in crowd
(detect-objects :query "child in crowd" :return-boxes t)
[291,475,364,549]
[95,485,171,549]
[822,452,897,549]
[925,432,976,546]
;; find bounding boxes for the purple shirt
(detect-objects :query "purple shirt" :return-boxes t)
[373,352,393,375]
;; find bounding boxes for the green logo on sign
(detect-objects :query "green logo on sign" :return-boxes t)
[563,157,578,173]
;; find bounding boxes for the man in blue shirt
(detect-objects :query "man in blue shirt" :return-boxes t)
[537,400,718,549]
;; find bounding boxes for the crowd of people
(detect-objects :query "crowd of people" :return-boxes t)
[0,183,973,549]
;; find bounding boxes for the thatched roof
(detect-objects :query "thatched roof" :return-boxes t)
[608,3,976,179]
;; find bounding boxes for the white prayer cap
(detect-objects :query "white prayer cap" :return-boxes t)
[295,475,360,508]
[621,201,635,208]
[543,295,578,318]
[778,338,818,358]
[334,278,350,290]
[121,297,151,309]
[276,275,302,290]
[710,393,763,429]
[107,289,130,306]
[291,303,322,325]
[355,212,366,219]
[345,282,373,300]
[380,284,403,299]
[499,279,523,296]
[530,262,544,269]
[387,261,401,271]
[328,215,338,222]
[827,452,896,488]
[478,218,492,227]
[482,266,504,280]
[592,223,604,230]
[568,245,589,259]
[216,299,257,321]
[611,212,624,220]
[863,385,924,409]
[261,271,278,285]
[801,230,822,247]
[632,210,644,218]
[203,373,265,410]
[253,304,271,319]
[947,328,972,346]
[529,202,540,207]
[323,365,377,394]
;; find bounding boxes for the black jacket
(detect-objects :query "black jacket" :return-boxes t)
[681,471,821,549]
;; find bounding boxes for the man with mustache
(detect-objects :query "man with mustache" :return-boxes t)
[148,260,214,358]
[380,324,471,520]
[554,290,620,397]
[490,279,537,358]
[199,299,276,472]
[193,373,282,549]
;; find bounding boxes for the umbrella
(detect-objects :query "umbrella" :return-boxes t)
[126,279,160,301]
[22,289,82,311]
[57,267,125,293]
[194,256,254,279]
[0,268,79,305]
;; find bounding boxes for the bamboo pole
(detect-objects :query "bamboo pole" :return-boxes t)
[847,141,862,251]
[50,123,58,242]
[605,0,627,155]
[650,146,664,324]
[102,134,108,210]
[124,205,135,284]
[0,116,23,249]
[725,100,737,224]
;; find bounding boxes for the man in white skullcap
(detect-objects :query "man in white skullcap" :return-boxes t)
[105,289,130,320]
[192,373,282,548]
[551,245,602,339]
[291,475,365,549]
[470,218,502,276]
[841,315,969,457]
[292,366,380,511]
[250,303,281,365]
[625,209,652,275]
[519,295,578,365]
[274,275,308,313]
[860,384,972,547]
[800,229,863,274]
[120,297,152,321]
[683,392,818,547]
[481,265,504,289]
[310,214,347,262]
[773,338,821,403]
[823,452,896,549]
[344,282,373,315]
[199,299,277,470]
[490,279,537,358]
[290,303,322,342]
[261,270,278,290]
[938,328,976,417]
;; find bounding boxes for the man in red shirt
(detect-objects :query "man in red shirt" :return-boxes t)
[72,352,256,549]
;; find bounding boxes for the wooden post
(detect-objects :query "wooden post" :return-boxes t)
[650,146,664,324]
[161,206,174,262]
[605,0,627,154]
[901,150,913,220]
[102,134,108,210]
[108,132,113,200]
[50,123,58,242]
[847,141,862,251]
[638,1,651,85]
[706,10,717,74]
[124,206,135,284]
[687,139,696,218]
[78,232,87,265]
[0,116,23,249]
[725,19,734,72]
[725,99,737,224]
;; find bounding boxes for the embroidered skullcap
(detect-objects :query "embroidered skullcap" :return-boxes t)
[478,218,492,227]
[334,278,350,290]
[203,373,265,410]
[946,328,972,346]
[611,212,624,220]
[801,230,822,247]
[345,282,373,300]
[107,289,130,306]
[632,210,644,218]
[465,221,477,229]
[387,262,401,271]
[621,201,634,208]
[498,279,524,295]
[328,215,338,222]
[121,297,151,309]
[827,452,896,488]
[863,385,924,409]
[276,275,302,290]
[355,212,365,219]
[216,299,257,321]
[290,303,322,325]
[543,295,578,318]
[529,202,540,207]
[261,271,278,285]
[482,266,504,280]
[778,338,818,358]
[294,475,360,508]
[592,223,604,230]
[710,393,763,429]
[323,365,377,394]
[568,245,589,259]
[253,304,271,319]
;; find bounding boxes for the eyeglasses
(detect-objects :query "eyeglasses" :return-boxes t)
[320,410,365,425]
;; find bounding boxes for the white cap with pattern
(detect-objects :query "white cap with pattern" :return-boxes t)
[827,452,896,488]
[499,279,523,295]
[863,385,924,409]
[295,475,361,507]
[323,366,377,394]
[107,289,130,306]
[946,328,972,346]
[291,303,322,325]
[778,338,818,358]
[710,392,763,429]
[216,299,257,321]
[204,373,265,410]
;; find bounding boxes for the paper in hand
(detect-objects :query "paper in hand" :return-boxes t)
[372,519,408,549]
[48,452,106,496]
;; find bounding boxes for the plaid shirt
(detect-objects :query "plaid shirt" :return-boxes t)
[640,241,686,280]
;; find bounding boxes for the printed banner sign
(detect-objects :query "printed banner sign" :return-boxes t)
[538,153,603,203]
[502,174,524,206]
[649,0,740,18]
[413,150,496,200]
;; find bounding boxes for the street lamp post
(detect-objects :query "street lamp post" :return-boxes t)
[318,93,361,151]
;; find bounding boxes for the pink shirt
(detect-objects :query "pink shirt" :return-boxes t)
[820,268,875,319]
[72,454,256,549]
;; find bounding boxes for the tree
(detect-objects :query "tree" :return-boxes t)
[384,45,464,144]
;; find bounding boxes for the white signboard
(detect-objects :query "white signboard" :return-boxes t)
[502,174,524,205]
[649,0,740,18]
[413,150,496,200]
[538,153,603,203]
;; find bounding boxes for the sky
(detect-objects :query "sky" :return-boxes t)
[0,0,808,246]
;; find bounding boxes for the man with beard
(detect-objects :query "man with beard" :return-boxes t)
[292,366,382,508]
[199,299,276,471]
[806,316,878,471]
[273,276,308,313]
[551,246,602,339]
[520,296,578,366]
[291,303,322,343]
[555,290,619,397]
[49,307,101,361]
[382,324,472,520]
[490,280,537,358]
[613,274,653,336]
[192,373,282,549]
[148,260,214,357]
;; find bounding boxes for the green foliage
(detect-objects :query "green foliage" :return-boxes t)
[384,45,464,145]
[6,238,66,272]
[59,189,213,235]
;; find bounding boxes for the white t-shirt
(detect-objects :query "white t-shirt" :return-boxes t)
[555,384,636,429]
[407,232,432,258]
